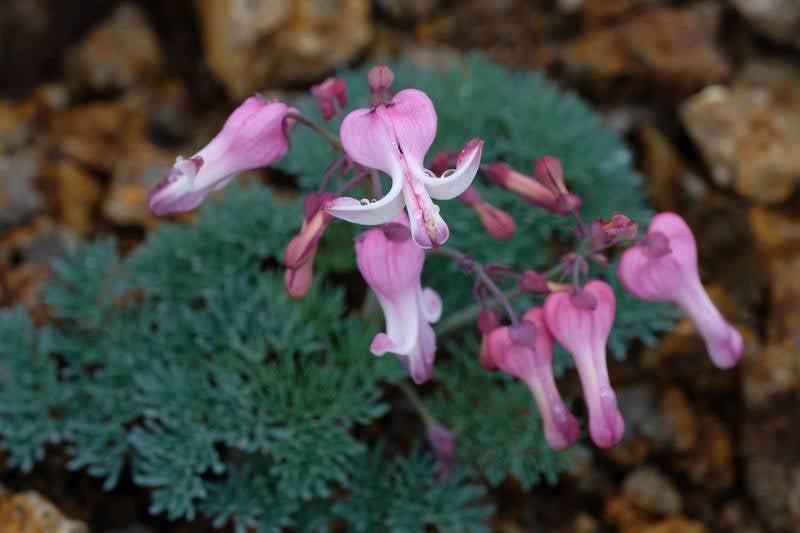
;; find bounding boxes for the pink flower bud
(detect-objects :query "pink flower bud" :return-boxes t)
[520,270,549,293]
[474,203,516,239]
[591,214,639,247]
[311,77,348,121]
[368,65,395,106]
[533,156,582,215]
[486,308,580,450]
[477,308,501,334]
[618,212,743,369]
[283,193,335,299]
[149,96,296,216]
[485,162,560,214]
[458,185,516,239]
[544,281,625,448]
[356,213,442,384]
[534,156,567,196]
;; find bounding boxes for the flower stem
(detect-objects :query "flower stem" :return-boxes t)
[395,381,435,426]
[286,112,344,153]
[431,246,520,327]
[435,287,522,337]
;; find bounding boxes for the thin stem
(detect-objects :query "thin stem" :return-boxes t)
[286,112,344,153]
[318,156,347,193]
[431,246,520,326]
[436,287,522,337]
[395,381,435,426]
[336,169,369,196]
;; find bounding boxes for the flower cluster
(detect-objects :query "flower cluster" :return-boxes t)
[148,66,743,454]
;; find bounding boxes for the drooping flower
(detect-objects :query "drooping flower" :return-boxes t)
[355,213,442,383]
[458,186,516,239]
[589,213,638,248]
[148,95,296,216]
[543,281,625,448]
[326,89,483,249]
[283,193,335,299]
[311,77,347,121]
[618,212,743,369]
[486,308,580,450]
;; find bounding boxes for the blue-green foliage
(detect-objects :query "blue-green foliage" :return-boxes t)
[0,57,676,530]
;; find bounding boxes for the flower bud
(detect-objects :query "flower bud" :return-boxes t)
[283,193,335,299]
[368,65,394,106]
[458,185,516,239]
[311,77,347,121]
[520,270,549,293]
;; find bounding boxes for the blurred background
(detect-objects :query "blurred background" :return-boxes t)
[0,0,798,531]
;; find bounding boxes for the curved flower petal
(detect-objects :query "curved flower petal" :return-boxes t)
[419,138,483,200]
[383,89,437,162]
[420,287,442,323]
[370,291,419,357]
[325,179,405,226]
[340,107,402,176]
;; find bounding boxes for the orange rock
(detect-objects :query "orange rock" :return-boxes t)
[0,489,87,533]
[681,61,800,204]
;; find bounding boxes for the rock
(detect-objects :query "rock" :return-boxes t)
[38,161,101,236]
[749,207,800,268]
[64,3,164,93]
[0,489,87,533]
[103,142,174,227]
[0,152,42,229]
[375,0,440,20]
[637,517,709,533]
[562,7,730,97]
[732,0,800,49]
[194,0,373,99]
[48,100,147,171]
[0,0,113,98]
[622,465,683,516]
[0,99,38,152]
[680,61,800,204]
[740,255,800,529]
[604,493,648,532]
[675,413,734,493]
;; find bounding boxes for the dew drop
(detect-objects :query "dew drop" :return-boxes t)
[443,169,456,178]
[359,198,370,206]
[432,205,440,214]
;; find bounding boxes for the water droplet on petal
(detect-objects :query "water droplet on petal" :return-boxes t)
[432,205,440,214]
[443,169,456,178]
[360,198,370,206]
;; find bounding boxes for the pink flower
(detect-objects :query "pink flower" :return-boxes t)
[543,281,625,448]
[311,77,347,121]
[148,96,296,216]
[486,308,580,450]
[326,89,483,249]
[283,193,335,299]
[618,212,743,369]
[458,186,516,239]
[355,213,442,383]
